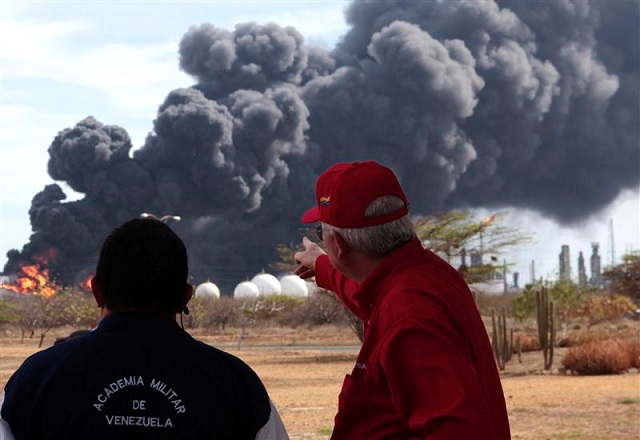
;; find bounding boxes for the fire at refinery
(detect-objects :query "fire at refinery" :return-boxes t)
[0,248,93,297]
[0,264,57,298]
[2,0,639,293]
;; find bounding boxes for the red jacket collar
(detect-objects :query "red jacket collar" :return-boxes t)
[352,237,425,309]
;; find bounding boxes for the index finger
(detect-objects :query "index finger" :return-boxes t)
[302,236,314,248]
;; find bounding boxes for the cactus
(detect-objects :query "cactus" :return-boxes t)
[536,287,555,370]
[491,307,511,370]
[491,309,503,370]
[509,328,514,363]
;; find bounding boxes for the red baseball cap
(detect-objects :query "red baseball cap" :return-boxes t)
[301,161,409,228]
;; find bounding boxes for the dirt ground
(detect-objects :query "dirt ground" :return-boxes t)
[1,325,639,439]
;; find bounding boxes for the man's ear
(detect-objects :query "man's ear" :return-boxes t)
[90,276,105,308]
[182,283,193,310]
[333,232,350,259]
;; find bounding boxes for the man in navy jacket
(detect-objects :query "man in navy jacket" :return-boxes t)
[1,218,288,439]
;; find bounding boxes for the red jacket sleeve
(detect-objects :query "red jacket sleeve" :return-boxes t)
[314,255,364,319]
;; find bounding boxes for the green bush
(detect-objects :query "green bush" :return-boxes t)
[513,282,588,324]
[570,294,636,324]
[0,299,17,324]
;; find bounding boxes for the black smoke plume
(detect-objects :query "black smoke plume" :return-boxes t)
[5,0,639,293]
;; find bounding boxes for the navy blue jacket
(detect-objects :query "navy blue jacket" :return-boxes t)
[1,313,282,439]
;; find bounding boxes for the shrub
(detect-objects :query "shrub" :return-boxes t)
[182,296,211,329]
[557,327,639,348]
[0,299,17,324]
[558,330,602,347]
[298,293,348,327]
[602,252,640,303]
[570,294,636,325]
[513,282,588,325]
[513,331,540,352]
[204,296,240,330]
[234,296,303,328]
[475,292,515,316]
[65,291,100,328]
[625,337,640,368]
[271,296,306,327]
[562,338,632,375]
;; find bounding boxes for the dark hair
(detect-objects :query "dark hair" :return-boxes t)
[95,218,188,313]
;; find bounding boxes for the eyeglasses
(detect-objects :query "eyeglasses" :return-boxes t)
[315,224,323,241]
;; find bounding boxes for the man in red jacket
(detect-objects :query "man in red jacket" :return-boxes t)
[295,160,510,439]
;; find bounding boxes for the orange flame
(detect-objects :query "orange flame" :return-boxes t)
[80,275,93,291]
[482,214,498,224]
[0,264,58,298]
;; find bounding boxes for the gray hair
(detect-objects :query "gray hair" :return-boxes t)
[326,195,416,256]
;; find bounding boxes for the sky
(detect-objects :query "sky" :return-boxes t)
[0,0,638,290]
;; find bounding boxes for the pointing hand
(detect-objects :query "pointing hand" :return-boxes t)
[294,237,326,279]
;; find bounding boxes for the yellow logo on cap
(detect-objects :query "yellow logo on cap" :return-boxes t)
[319,196,331,206]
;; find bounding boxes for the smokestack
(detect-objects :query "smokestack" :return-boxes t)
[4,0,639,293]
[530,260,536,284]
[590,242,602,286]
[578,251,587,286]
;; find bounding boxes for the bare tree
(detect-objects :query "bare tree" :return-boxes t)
[207,297,240,330]
[603,252,640,302]
[13,295,39,342]
[63,288,100,328]
[32,294,71,347]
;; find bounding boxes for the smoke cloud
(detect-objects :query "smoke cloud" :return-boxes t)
[5,0,639,292]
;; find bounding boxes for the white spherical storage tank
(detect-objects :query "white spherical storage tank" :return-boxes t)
[233,281,260,299]
[194,281,220,298]
[279,274,309,298]
[250,273,282,296]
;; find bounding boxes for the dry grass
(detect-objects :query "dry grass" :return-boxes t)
[1,325,639,439]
